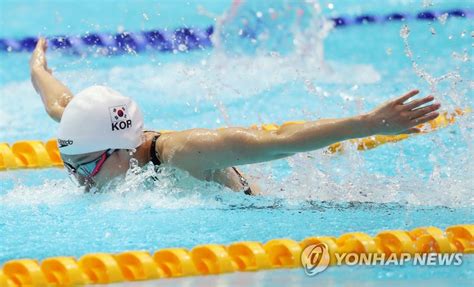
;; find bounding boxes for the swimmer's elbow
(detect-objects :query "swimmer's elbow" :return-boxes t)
[45,94,72,122]
[45,105,64,122]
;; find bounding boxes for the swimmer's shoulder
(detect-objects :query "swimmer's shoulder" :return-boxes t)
[143,130,173,165]
[144,128,218,168]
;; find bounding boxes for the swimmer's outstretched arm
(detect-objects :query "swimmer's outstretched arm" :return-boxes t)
[160,90,440,172]
[30,37,73,122]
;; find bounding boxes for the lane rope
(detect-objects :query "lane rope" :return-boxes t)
[0,8,471,55]
[0,224,472,286]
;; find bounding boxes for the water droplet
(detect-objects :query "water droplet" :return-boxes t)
[256,11,263,18]
[422,0,433,8]
[430,27,436,35]
[313,3,322,13]
[400,25,410,39]
[178,44,188,52]
[270,51,280,57]
[142,13,149,21]
[327,3,334,9]
[437,13,448,25]
[452,50,470,62]
[386,48,392,55]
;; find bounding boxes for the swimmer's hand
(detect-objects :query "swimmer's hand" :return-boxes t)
[30,37,52,74]
[366,90,440,135]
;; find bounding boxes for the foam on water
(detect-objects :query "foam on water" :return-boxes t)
[0,179,83,206]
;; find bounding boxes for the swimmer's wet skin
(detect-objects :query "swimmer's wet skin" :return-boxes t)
[30,37,441,194]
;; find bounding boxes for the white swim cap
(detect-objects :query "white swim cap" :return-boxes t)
[58,85,144,155]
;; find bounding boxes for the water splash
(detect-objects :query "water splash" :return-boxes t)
[194,0,380,123]
[208,0,335,62]
[422,0,434,8]
[0,179,84,207]
[399,24,463,98]
[392,19,473,207]
[437,13,448,25]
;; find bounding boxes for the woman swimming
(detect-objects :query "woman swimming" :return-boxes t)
[30,38,441,194]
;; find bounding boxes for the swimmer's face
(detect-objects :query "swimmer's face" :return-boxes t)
[61,149,132,190]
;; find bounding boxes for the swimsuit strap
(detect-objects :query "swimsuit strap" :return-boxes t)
[150,133,162,166]
[231,167,253,195]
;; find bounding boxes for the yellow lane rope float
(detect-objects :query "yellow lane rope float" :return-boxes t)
[0,225,472,286]
[0,109,467,170]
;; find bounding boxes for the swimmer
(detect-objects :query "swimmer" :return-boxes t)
[30,38,441,194]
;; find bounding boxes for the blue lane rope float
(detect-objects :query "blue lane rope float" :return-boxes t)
[0,27,214,55]
[331,8,471,27]
[0,9,471,55]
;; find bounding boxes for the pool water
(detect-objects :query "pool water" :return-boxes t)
[0,0,473,284]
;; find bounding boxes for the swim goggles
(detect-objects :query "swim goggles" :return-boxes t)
[64,149,116,179]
